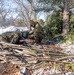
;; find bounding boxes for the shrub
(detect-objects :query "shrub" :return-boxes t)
[63,34,74,42]
[44,10,63,40]
[70,14,74,34]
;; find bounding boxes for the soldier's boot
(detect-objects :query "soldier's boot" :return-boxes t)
[34,36,40,43]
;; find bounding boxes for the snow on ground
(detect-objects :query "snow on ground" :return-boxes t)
[56,41,74,55]
[0,26,18,34]
[0,26,29,35]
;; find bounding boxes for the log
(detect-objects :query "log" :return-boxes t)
[56,56,74,61]
[0,42,37,56]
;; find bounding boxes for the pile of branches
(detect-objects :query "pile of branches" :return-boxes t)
[0,42,74,75]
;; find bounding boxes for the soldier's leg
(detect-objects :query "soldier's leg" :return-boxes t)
[28,34,34,39]
[10,34,19,44]
[0,36,4,42]
[34,33,43,43]
[0,35,8,42]
[34,33,40,43]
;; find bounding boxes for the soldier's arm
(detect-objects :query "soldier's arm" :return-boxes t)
[29,31,33,34]
[29,27,34,34]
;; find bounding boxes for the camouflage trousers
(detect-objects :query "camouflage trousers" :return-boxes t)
[28,32,44,43]
[0,30,22,44]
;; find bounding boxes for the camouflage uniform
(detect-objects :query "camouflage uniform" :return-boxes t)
[29,21,44,43]
[0,29,22,44]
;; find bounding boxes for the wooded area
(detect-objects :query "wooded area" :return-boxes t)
[0,0,74,75]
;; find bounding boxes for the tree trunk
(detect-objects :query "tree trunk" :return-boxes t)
[62,0,70,35]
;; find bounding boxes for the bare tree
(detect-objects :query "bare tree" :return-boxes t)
[0,0,10,25]
[0,0,10,23]
[14,0,41,28]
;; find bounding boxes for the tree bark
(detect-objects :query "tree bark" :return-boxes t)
[62,0,70,35]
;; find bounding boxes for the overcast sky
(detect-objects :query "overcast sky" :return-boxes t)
[4,0,45,20]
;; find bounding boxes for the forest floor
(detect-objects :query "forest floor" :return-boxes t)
[0,40,74,75]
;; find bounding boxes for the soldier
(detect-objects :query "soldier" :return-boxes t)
[29,20,44,43]
[0,29,22,44]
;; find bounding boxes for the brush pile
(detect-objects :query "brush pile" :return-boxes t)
[0,41,74,75]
